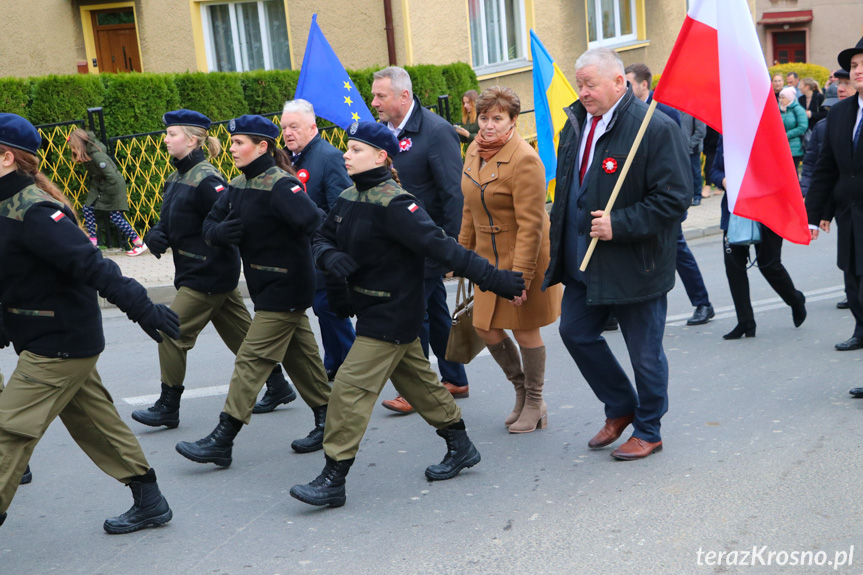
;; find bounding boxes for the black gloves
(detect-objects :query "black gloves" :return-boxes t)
[478,269,525,300]
[208,211,243,246]
[143,229,169,259]
[325,276,355,319]
[136,304,180,343]
[320,250,359,278]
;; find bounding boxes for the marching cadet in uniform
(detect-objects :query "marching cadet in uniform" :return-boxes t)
[131,110,294,430]
[0,113,181,533]
[290,122,525,508]
[175,115,331,466]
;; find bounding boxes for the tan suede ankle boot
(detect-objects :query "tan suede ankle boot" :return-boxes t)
[486,337,525,427]
[509,346,547,433]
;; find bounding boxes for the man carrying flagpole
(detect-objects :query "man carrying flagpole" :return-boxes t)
[542,47,690,460]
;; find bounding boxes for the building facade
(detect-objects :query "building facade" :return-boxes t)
[755,0,863,69]
[1,1,789,111]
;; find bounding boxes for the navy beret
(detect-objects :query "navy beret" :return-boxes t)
[227,114,280,140]
[834,68,850,80]
[0,113,41,155]
[163,109,211,130]
[347,121,400,157]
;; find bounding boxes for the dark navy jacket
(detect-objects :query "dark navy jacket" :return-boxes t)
[292,133,352,288]
[152,149,241,294]
[293,133,352,212]
[203,154,322,312]
[313,169,500,344]
[0,172,156,358]
[390,95,464,278]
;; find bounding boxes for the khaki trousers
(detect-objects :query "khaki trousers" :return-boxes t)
[0,352,150,514]
[324,336,461,461]
[223,310,330,424]
[160,287,251,387]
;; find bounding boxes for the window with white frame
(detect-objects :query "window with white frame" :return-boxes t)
[203,1,291,72]
[468,0,527,69]
[587,0,637,47]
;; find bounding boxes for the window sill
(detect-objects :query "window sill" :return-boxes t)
[473,59,533,80]
[587,39,651,52]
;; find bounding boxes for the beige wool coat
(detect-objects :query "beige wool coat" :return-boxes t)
[459,131,562,330]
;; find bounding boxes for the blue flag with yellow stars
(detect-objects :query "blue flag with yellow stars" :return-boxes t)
[295,14,375,129]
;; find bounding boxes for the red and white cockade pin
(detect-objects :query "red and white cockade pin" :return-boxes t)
[407,202,419,213]
[399,138,412,152]
[602,157,618,174]
[297,169,310,184]
[50,210,65,222]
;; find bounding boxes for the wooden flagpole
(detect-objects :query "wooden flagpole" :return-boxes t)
[579,98,658,272]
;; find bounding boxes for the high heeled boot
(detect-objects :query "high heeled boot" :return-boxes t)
[508,346,548,434]
[486,337,525,427]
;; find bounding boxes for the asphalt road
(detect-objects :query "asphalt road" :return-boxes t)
[3,232,863,575]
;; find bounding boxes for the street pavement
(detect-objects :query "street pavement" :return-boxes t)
[5,194,863,575]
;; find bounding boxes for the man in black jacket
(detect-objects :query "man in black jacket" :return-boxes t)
[543,48,690,460]
[806,40,863,395]
[277,99,356,388]
[370,66,470,414]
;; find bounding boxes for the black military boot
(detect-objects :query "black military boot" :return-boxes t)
[131,383,184,428]
[20,464,31,485]
[252,367,296,414]
[425,420,481,481]
[290,455,354,507]
[290,404,327,453]
[103,468,172,534]
[0,512,6,527]
[175,412,241,467]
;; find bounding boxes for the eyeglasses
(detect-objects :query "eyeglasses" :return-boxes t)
[836,80,853,87]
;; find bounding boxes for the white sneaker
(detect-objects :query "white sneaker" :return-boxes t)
[127,242,148,257]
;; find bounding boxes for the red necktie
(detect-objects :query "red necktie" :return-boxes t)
[579,115,602,185]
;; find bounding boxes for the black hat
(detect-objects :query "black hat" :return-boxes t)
[227,114,280,140]
[0,113,41,155]
[834,68,850,80]
[163,109,211,130]
[838,36,863,72]
[347,121,400,157]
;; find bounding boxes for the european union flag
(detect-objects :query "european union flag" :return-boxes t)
[295,15,375,129]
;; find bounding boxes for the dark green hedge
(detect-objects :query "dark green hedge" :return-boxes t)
[0,78,30,120]
[101,73,180,135]
[2,62,478,135]
[28,75,104,125]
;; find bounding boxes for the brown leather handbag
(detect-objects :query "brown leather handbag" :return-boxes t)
[444,278,485,364]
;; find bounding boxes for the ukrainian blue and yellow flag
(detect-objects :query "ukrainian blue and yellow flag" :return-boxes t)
[295,15,375,129]
[531,30,578,202]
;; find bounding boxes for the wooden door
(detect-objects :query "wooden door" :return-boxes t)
[92,9,142,73]
[772,31,806,64]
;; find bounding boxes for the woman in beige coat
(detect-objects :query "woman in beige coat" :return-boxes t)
[459,86,562,433]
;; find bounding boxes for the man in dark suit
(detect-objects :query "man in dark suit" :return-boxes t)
[545,48,690,460]
[369,66,469,414]
[806,38,863,397]
[252,100,355,417]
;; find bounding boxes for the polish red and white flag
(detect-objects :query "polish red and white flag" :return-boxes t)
[653,0,809,244]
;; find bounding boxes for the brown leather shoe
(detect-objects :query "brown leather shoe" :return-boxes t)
[381,395,414,414]
[587,414,634,449]
[611,436,663,460]
[443,382,469,398]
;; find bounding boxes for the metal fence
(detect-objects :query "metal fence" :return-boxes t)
[36,98,539,236]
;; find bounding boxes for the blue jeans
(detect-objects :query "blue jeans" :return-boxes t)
[419,276,469,387]
[676,225,710,307]
[690,152,703,199]
[312,289,356,374]
[558,281,668,442]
